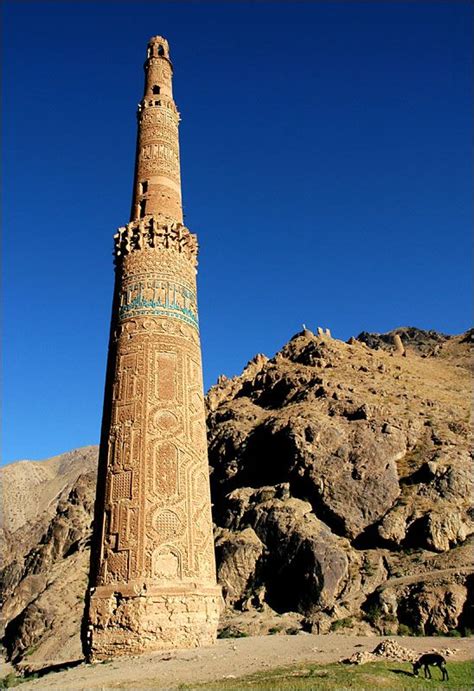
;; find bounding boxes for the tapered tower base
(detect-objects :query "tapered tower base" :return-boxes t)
[87,584,222,660]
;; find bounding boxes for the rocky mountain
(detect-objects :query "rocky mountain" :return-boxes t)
[0,448,97,667]
[1,327,472,670]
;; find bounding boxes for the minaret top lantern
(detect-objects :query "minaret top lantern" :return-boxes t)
[131,35,183,225]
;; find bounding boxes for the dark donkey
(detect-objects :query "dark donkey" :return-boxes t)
[413,653,449,681]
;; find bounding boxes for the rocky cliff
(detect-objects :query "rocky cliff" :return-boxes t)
[1,328,472,669]
[0,448,97,666]
[207,327,473,639]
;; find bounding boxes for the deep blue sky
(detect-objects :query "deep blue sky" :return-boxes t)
[2,1,472,463]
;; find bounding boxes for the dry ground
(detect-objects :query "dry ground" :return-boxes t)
[8,634,473,690]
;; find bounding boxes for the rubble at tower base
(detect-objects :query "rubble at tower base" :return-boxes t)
[86,586,222,659]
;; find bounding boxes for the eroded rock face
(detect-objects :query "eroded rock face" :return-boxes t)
[223,488,351,615]
[214,527,264,606]
[1,328,472,667]
[397,581,468,634]
[212,412,403,540]
[0,450,97,667]
[4,550,90,664]
[207,328,473,636]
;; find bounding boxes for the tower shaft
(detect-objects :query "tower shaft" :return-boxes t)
[131,38,183,224]
[84,36,221,660]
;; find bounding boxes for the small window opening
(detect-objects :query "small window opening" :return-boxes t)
[139,199,147,218]
[152,85,161,94]
[139,181,148,194]
[158,44,165,56]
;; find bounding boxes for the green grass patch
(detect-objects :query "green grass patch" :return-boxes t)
[0,672,39,688]
[25,644,39,658]
[0,673,22,688]
[178,660,474,689]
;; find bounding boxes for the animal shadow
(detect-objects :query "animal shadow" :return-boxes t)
[389,668,416,678]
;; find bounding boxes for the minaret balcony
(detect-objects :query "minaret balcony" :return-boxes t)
[114,217,198,264]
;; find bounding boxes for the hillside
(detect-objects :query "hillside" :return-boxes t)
[1,327,472,671]
[0,448,98,667]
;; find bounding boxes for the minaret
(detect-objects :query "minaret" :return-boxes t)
[84,36,221,660]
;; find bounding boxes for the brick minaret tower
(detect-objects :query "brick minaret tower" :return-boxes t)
[84,36,221,660]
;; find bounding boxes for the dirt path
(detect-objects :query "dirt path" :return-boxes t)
[380,566,474,589]
[18,634,474,689]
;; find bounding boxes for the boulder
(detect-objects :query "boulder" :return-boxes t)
[398,581,468,634]
[215,527,264,606]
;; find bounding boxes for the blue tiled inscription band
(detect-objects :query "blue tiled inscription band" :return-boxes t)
[119,279,198,330]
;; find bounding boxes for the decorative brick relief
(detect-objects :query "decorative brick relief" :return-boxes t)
[106,550,129,582]
[153,545,182,580]
[111,471,132,501]
[155,509,185,541]
[147,439,179,497]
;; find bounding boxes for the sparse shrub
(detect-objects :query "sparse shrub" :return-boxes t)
[268,626,282,635]
[25,644,38,657]
[362,562,375,577]
[378,613,398,635]
[364,603,384,626]
[447,629,462,638]
[397,623,413,636]
[217,627,248,639]
[330,617,353,631]
[397,622,425,636]
[285,627,300,635]
[399,623,419,636]
[0,673,20,688]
